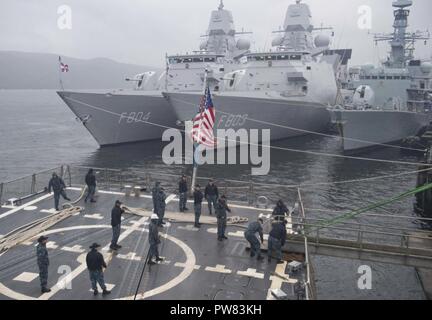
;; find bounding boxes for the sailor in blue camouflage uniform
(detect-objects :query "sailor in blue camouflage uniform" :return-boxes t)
[48,172,71,211]
[36,236,51,293]
[148,214,164,265]
[215,195,231,241]
[244,218,264,261]
[152,182,161,214]
[157,187,167,227]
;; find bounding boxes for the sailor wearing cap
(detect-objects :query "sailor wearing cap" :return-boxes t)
[36,236,50,293]
[86,243,111,296]
[110,200,125,251]
[148,214,164,265]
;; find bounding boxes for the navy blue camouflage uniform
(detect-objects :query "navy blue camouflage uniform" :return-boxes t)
[157,189,167,226]
[244,221,264,258]
[215,199,231,240]
[86,249,108,292]
[36,243,49,290]
[148,220,161,261]
[205,183,219,215]
[48,175,70,210]
[152,183,161,214]
[193,189,204,226]
[179,179,188,211]
[268,222,287,261]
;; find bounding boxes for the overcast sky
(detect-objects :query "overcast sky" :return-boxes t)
[0,0,431,67]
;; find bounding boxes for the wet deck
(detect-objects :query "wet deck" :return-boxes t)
[0,188,304,300]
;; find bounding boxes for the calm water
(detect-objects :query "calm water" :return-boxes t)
[0,90,428,299]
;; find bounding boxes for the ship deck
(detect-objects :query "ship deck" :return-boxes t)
[0,188,304,300]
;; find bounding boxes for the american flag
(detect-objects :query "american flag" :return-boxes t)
[59,56,69,72]
[191,86,216,149]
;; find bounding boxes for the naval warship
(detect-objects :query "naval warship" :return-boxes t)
[56,1,250,146]
[329,0,432,153]
[164,0,349,143]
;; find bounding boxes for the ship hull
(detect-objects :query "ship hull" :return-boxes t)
[57,91,177,146]
[164,92,331,141]
[330,109,430,153]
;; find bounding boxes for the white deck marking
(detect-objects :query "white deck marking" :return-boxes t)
[1,220,196,300]
[21,240,34,246]
[23,206,38,211]
[237,268,265,280]
[228,230,245,238]
[13,272,39,283]
[46,241,58,249]
[267,262,298,300]
[174,262,201,270]
[89,283,116,292]
[40,209,57,214]
[206,228,217,234]
[83,213,104,220]
[205,265,232,274]
[0,193,53,220]
[178,225,199,232]
[61,245,85,254]
[166,194,177,203]
[117,252,142,262]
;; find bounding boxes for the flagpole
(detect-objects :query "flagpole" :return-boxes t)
[191,69,209,194]
[58,56,64,91]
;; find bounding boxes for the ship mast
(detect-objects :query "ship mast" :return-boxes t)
[373,0,429,68]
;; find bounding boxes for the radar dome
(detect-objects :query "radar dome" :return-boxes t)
[353,85,375,108]
[200,41,208,51]
[271,35,284,47]
[236,39,251,51]
[420,62,432,74]
[314,34,330,48]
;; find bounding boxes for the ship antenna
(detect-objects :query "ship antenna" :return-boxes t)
[219,0,224,10]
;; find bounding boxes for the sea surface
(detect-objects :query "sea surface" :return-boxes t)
[0,89,429,299]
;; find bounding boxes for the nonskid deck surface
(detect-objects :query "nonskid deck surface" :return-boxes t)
[0,188,303,300]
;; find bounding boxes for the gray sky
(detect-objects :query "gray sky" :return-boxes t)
[0,0,431,67]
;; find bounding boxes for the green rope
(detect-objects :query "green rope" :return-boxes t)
[305,183,432,235]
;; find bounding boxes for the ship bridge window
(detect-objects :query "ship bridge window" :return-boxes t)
[183,58,193,63]
[204,57,216,62]
[290,55,301,60]
[394,76,401,80]
[372,76,378,80]
[379,76,385,80]
[401,76,407,80]
[277,55,289,60]
[386,76,393,80]
[265,55,274,61]
[365,76,371,80]
[192,58,204,63]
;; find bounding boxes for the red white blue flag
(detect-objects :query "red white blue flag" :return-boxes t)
[59,56,69,72]
[191,86,216,149]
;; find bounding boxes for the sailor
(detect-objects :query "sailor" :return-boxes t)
[110,200,125,250]
[84,168,97,203]
[86,243,111,296]
[215,195,231,241]
[268,220,287,264]
[193,184,204,228]
[152,182,161,214]
[148,214,164,265]
[36,236,51,293]
[179,175,189,212]
[244,218,264,261]
[205,179,219,215]
[48,172,71,211]
[272,200,289,222]
[157,187,167,227]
